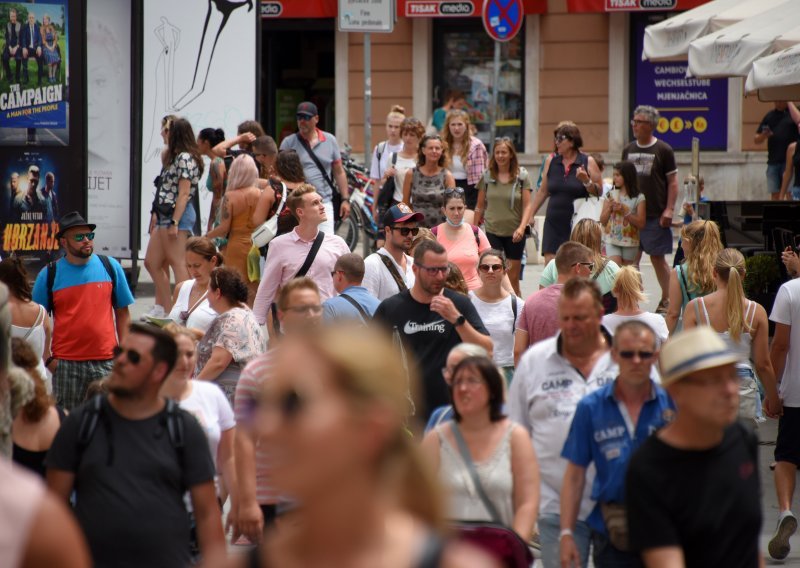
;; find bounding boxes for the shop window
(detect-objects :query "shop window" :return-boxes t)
[433,19,525,152]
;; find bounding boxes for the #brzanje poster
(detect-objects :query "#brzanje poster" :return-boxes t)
[0,1,68,132]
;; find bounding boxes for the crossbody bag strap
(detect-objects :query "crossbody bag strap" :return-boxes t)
[295,232,325,278]
[296,135,338,195]
[339,292,371,322]
[450,422,502,524]
[21,305,45,341]
[510,295,518,336]
[378,253,408,293]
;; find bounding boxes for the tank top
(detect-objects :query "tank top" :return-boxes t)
[11,304,48,387]
[436,423,515,527]
[166,279,217,333]
[12,406,67,478]
[0,459,46,568]
[696,297,756,369]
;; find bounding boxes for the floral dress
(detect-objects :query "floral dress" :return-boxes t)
[156,152,201,222]
[195,307,266,403]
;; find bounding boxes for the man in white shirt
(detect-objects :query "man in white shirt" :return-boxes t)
[509,278,617,568]
[362,203,421,301]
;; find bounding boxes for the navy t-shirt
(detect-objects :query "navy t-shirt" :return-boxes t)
[758,109,799,165]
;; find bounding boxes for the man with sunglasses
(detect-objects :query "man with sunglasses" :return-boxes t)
[363,203,422,301]
[46,323,225,568]
[279,102,350,234]
[323,253,380,322]
[373,239,492,419]
[560,321,673,568]
[32,211,134,410]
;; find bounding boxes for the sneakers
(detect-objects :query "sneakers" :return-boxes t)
[769,510,797,560]
[140,305,166,321]
[655,299,670,315]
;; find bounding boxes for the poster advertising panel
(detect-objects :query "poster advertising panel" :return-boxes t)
[87,0,131,258]
[140,0,257,252]
[632,13,727,151]
[0,0,69,144]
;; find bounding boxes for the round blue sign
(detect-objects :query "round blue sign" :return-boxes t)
[482,0,523,42]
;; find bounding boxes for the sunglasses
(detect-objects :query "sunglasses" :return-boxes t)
[630,119,651,126]
[72,232,95,242]
[555,135,572,143]
[284,305,324,315]
[415,263,450,276]
[478,263,504,273]
[618,350,655,360]
[444,187,465,197]
[112,345,142,365]
[391,227,420,237]
[296,114,314,121]
[572,261,595,271]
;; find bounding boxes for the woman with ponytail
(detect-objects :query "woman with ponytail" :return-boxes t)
[602,266,669,345]
[683,248,781,421]
[230,324,496,568]
[665,219,723,334]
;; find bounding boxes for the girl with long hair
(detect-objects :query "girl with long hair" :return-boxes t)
[402,134,457,228]
[166,237,223,333]
[599,160,646,266]
[370,105,407,196]
[683,248,780,421]
[251,149,305,244]
[197,127,227,233]
[602,266,669,346]
[665,219,723,334]
[442,109,489,220]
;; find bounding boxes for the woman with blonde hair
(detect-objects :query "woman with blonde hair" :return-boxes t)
[370,105,407,194]
[231,325,496,568]
[442,109,489,220]
[683,249,780,421]
[665,219,723,334]
[602,266,669,345]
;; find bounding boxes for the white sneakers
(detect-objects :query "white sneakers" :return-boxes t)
[140,305,166,321]
[769,510,797,560]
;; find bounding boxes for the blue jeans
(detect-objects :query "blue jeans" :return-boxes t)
[767,163,785,194]
[539,513,592,568]
[156,202,196,233]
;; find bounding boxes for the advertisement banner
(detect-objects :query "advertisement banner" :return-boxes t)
[87,0,131,258]
[632,14,727,151]
[0,148,77,259]
[0,1,68,138]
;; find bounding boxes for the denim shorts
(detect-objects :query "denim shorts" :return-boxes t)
[156,202,196,233]
[639,217,673,256]
[792,186,800,201]
[767,163,786,194]
[605,242,639,262]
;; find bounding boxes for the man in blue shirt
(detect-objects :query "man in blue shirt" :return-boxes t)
[323,253,380,323]
[559,321,674,567]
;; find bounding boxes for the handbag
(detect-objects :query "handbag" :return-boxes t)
[572,194,603,228]
[376,152,399,210]
[600,502,630,551]
[251,180,288,248]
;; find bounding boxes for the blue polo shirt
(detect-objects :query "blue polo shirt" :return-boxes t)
[322,285,380,322]
[561,379,675,534]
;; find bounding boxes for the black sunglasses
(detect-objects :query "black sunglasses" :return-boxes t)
[112,345,142,365]
[391,227,420,237]
[618,350,655,360]
[478,263,504,273]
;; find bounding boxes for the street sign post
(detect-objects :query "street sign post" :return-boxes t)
[339,0,395,170]
[482,0,523,143]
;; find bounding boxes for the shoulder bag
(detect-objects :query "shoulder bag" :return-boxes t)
[296,134,339,198]
[270,232,326,332]
[450,422,502,523]
[376,152,399,211]
[339,292,371,322]
[251,180,288,248]
[378,254,408,293]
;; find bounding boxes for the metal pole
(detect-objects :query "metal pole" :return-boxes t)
[364,32,372,171]
[490,41,500,144]
[691,136,700,220]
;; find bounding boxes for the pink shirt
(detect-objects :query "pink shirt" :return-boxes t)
[435,224,491,290]
[253,228,350,325]
[517,284,563,347]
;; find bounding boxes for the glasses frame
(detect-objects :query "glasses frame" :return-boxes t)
[617,350,656,360]
[391,227,420,237]
[112,345,142,365]
[72,232,95,242]
[478,263,504,273]
[414,262,450,276]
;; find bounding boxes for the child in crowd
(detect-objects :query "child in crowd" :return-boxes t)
[599,160,646,266]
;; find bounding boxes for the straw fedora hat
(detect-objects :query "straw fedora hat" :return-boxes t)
[659,326,741,387]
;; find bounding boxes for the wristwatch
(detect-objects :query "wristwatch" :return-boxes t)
[454,315,466,327]
[170,218,178,226]
[341,197,351,203]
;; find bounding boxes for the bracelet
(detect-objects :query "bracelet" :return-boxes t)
[559,528,574,541]
[341,197,350,203]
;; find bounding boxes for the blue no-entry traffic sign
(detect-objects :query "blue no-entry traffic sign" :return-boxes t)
[482,0,523,42]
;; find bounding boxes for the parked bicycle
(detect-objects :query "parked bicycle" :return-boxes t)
[334,145,379,256]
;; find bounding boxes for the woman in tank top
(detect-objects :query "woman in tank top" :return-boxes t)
[403,134,456,228]
[167,237,221,333]
[421,355,539,539]
[683,248,780,422]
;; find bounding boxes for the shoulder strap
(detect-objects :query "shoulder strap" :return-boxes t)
[471,225,480,248]
[678,265,694,299]
[591,259,608,281]
[391,151,398,166]
[296,135,337,195]
[76,395,113,466]
[165,398,186,451]
[431,225,438,237]
[46,260,57,316]
[745,300,757,328]
[97,255,119,309]
[698,296,711,325]
[378,254,408,293]
[693,299,702,325]
[339,292,371,322]
[295,232,325,278]
[511,295,518,336]
[21,305,44,341]
[450,422,502,524]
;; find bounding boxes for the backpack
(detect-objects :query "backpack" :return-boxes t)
[77,395,185,467]
[46,255,118,316]
[431,224,480,247]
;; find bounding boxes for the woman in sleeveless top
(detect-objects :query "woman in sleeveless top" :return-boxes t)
[683,248,780,422]
[222,326,496,568]
[666,219,723,335]
[0,257,52,390]
[403,134,456,228]
[778,140,800,201]
[422,356,539,539]
[251,149,305,256]
[197,127,228,233]
[529,124,603,264]
[207,154,262,305]
[11,339,65,478]
[168,237,221,333]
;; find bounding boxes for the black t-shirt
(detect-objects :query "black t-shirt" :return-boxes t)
[758,109,799,165]
[373,289,489,419]
[625,423,761,567]
[46,397,216,568]
[622,139,677,219]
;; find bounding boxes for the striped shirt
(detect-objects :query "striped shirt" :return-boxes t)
[234,352,278,505]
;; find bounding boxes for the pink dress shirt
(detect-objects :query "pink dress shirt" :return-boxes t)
[253,228,350,325]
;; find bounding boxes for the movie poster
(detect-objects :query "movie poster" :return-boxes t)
[0,0,69,144]
[0,148,75,259]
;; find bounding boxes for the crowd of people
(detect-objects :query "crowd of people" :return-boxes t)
[3,100,800,568]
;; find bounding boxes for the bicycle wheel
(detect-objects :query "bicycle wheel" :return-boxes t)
[335,209,360,252]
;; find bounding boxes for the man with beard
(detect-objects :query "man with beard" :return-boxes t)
[373,239,492,419]
[46,323,225,568]
[362,203,422,301]
[12,166,43,221]
[40,171,59,223]
[32,212,134,409]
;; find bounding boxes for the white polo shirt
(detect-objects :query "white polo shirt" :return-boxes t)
[509,332,617,521]
[771,278,800,407]
[363,248,415,301]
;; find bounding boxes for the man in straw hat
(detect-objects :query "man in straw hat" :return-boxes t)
[625,326,762,567]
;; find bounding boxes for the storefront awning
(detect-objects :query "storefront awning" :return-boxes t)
[566,0,710,13]
[746,43,800,101]
[397,0,544,18]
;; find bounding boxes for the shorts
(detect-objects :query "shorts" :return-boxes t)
[792,186,800,201]
[454,178,478,209]
[156,202,196,233]
[487,232,527,261]
[605,242,639,262]
[767,163,786,194]
[775,406,800,466]
[639,217,673,256]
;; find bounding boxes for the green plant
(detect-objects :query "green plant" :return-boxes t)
[744,254,780,297]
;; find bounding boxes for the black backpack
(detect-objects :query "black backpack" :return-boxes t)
[46,255,118,316]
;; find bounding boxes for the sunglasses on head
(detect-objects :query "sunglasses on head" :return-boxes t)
[72,232,95,242]
[618,350,655,360]
[444,187,465,197]
[112,345,142,365]
[391,226,420,237]
[478,263,504,273]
